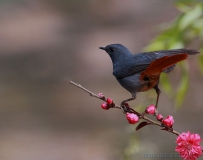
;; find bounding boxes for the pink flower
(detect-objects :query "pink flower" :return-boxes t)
[175,131,202,160]
[101,103,109,110]
[156,114,163,121]
[145,104,156,115]
[163,115,174,127]
[126,113,139,124]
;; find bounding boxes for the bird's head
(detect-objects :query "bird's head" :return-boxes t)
[99,44,132,62]
[99,44,130,59]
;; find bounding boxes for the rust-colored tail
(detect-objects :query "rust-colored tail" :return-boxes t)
[140,54,188,80]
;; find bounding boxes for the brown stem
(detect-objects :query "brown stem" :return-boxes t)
[70,81,121,109]
[142,115,180,136]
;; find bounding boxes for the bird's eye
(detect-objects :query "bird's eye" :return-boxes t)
[110,47,114,52]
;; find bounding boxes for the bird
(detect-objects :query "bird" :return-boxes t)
[99,44,199,114]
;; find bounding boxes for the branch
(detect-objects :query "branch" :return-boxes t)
[70,81,121,109]
[70,80,180,136]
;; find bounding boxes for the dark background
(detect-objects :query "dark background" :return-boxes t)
[0,0,202,160]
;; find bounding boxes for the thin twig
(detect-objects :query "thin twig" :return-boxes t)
[70,81,121,109]
[70,81,100,98]
[142,116,180,136]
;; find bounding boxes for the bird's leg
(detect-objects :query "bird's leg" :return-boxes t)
[120,95,136,113]
[153,85,161,116]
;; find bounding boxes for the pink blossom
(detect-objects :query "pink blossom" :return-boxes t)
[163,115,174,127]
[145,104,156,115]
[175,131,202,160]
[126,113,139,124]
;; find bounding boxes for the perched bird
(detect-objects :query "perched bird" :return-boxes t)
[99,44,199,113]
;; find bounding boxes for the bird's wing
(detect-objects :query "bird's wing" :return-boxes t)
[138,49,199,73]
[113,49,199,79]
[113,52,156,78]
[140,54,188,81]
[113,63,150,78]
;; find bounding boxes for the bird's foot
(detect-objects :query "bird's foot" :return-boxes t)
[121,102,130,113]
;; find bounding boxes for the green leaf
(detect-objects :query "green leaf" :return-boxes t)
[169,41,184,49]
[192,19,203,36]
[178,4,202,30]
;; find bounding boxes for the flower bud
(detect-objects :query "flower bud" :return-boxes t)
[106,98,113,105]
[163,115,174,127]
[101,103,109,110]
[156,114,163,121]
[98,93,105,98]
[145,104,156,115]
[126,113,139,124]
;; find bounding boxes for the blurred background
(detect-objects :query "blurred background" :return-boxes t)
[0,0,203,160]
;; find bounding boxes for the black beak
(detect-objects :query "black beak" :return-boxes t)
[99,47,106,50]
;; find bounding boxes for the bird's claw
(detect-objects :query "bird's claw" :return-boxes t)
[121,102,130,113]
